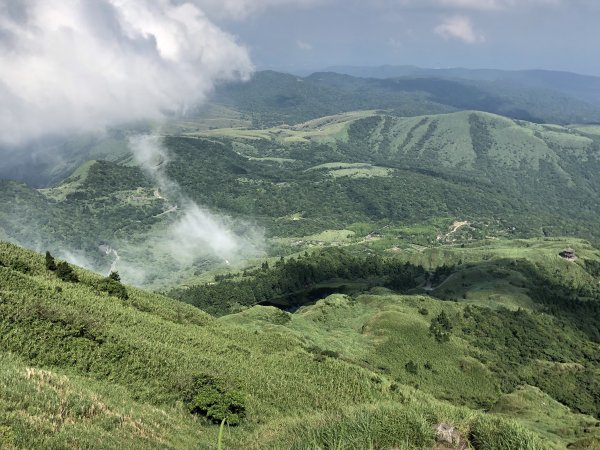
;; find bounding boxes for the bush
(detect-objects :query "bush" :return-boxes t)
[56,261,79,283]
[96,277,128,300]
[183,375,246,425]
[11,260,31,274]
[405,360,419,375]
[108,271,121,282]
[430,311,452,343]
[45,251,57,271]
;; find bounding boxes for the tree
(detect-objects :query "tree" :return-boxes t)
[108,271,121,282]
[430,311,452,343]
[56,261,79,283]
[97,277,128,300]
[45,251,57,271]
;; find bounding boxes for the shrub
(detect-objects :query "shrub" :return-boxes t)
[55,261,79,283]
[405,360,419,375]
[45,251,57,271]
[11,260,31,274]
[306,345,340,362]
[96,277,128,300]
[108,271,121,282]
[183,375,246,425]
[430,311,452,343]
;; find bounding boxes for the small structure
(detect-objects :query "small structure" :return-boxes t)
[559,247,576,260]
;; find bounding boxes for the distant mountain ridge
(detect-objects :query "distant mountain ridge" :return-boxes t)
[213,69,600,127]
[324,65,600,108]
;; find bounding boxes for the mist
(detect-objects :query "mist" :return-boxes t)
[0,0,277,284]
[0,0,252,148]
[125,134,265,284]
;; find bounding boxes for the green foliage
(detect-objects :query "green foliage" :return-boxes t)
[45,251,56,271]
[405,360,419,375]
[183,375,246,425]
[461,306,600,417]
[171,247,425,315]
[4,109,600,289]
[0,241,596,449]
[10,259,31,274]
[55,261,79,283]
[108,270,121,282]
[429,311,453,343]
[468,415,547,450]
[96,276,128,300]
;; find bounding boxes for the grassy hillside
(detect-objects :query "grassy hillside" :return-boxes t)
[1,241,599,449]
[213,70,600,127]
[2,110,600,288]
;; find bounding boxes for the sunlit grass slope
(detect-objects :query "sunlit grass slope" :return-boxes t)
[1,241,589,449]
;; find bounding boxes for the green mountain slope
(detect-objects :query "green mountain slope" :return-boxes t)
[2,110,600,288]
[213,70,600,127]
[326,65,600,109]
[1,241,599,449]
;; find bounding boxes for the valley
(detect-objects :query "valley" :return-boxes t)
[1,70,600,449]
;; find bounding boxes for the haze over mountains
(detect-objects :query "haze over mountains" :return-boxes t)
[322,65,600,108]
[4,66,600,189]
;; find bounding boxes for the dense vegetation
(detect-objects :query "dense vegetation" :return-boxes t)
[2,80,600,448]
[4,241,589,449]
[3,110,600,289]
[171,247,426,315]
[213,70,600,127]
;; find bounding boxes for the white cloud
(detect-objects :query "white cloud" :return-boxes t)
[434,15,484,43]
[296,39,313,50]
[192,0,329,20]
[0,0,254,146]
[386,0,562,11]
[127,135,264,280]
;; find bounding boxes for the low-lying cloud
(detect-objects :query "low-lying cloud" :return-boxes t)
[434,15,484,43]
[0,0,252,147]
[126,134,264,284]
[193,0,329,20]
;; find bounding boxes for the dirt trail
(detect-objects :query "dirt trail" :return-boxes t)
[422,272,455,292]
[154,205,178,217]
[437,221,469,242]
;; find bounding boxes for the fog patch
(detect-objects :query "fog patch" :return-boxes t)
[106,134,265,287]
[0,0,252,148]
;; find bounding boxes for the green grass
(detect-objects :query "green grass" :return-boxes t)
[1,240,583,449]
[490,385,600,448]
[0,352,207,450]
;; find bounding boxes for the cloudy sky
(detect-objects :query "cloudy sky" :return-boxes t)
[0,0,598,147]
[214,0,600,75]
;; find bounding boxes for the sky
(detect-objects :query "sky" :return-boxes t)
[0,0,599,148]
[214,0,600,76]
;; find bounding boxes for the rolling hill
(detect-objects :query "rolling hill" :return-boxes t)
[1,239,598,449]
[2,76,600,448]
[212,70,600,127]
[2,109,600,289]
[325,65,600,109]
